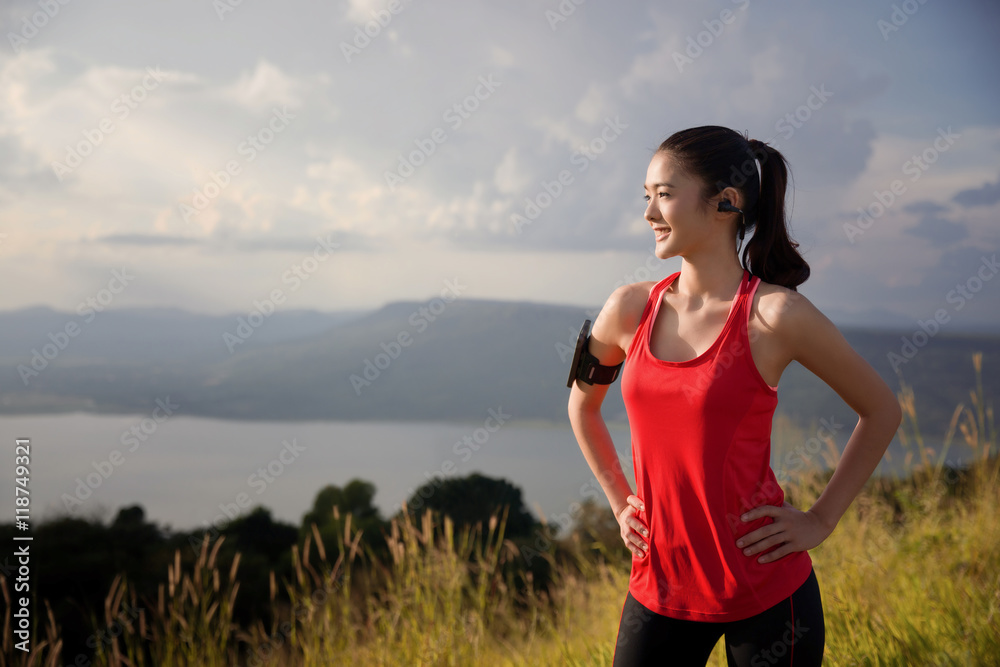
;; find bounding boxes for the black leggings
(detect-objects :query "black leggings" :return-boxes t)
[612,568,824,667]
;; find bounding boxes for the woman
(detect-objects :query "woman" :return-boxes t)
[566,126,902,666]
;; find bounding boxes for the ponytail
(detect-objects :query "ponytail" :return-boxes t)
[742,139,809,290]
[657,126,810,290]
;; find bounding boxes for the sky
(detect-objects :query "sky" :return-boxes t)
[2,0,999,330]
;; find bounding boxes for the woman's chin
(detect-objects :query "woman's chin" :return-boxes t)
[653,244,676,261]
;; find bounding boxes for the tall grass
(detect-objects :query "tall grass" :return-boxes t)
[0,586,60,667]
[2,355,997,666]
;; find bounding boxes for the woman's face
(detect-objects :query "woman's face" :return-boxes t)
[643,151,717,260]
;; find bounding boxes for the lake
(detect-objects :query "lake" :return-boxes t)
[0,412,972,537]
[2,412,634,536]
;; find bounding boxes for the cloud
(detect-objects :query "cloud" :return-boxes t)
[903,200,949,216]
[492,147,529,195]
[215,59,314,112]
[0,129,59,194]
[91,229,369,254]
[952,175,1000,208]
[343,0,391,24]
[902,200,968,244]
[0,0,997,327]
[93,233,200,247]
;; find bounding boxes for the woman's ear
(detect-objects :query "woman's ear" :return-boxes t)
[719,186,742,211]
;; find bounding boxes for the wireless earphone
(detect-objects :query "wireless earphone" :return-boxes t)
[718,198,747,248]
[717,199,743,215]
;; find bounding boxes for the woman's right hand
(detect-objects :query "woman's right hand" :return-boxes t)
[616,494,649,558]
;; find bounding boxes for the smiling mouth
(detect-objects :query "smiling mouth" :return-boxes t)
[654,228,670,240]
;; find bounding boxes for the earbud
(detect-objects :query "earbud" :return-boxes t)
[717,199,743,215]
[718,198,747,248]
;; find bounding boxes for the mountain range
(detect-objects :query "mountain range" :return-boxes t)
[1,299,997,438]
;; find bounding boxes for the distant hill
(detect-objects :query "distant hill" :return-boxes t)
[0,300,997,438]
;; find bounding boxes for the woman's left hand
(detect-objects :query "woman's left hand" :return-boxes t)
[736,501,833,564]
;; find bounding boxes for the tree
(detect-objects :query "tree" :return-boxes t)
[402,472,538,540]
[302,479,379,528]
[301,478,388,562]
[400,472,554,602]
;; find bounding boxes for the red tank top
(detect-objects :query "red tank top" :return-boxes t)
[621,269,812,621]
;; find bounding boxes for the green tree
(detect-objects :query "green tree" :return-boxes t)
[401,472,537,539]
[302,478,388,562]
[400,472,553,600]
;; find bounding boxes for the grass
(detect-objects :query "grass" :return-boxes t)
[2,355,998,666]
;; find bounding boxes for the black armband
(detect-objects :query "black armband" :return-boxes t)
[566,319,624,388]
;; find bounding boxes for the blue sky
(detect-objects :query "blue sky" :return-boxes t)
[1,0,998,329]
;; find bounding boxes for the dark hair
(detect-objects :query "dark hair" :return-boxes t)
[656,125,809,290]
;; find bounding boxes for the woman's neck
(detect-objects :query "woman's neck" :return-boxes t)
[674,252,745,301]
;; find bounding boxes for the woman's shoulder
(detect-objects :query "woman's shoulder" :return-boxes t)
[752,278,829,337]
[596,280,659,340]
[609,280,659,317]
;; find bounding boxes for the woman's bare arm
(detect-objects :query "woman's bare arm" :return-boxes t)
[567,284,651,556]
[737,289,903,562]
[783,293,903,531]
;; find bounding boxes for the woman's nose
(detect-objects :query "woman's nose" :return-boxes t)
[645,200,659,223]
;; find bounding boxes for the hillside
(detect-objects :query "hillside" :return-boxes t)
[0,300,997,436]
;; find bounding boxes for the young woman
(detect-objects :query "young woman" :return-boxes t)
[567,126,902,666]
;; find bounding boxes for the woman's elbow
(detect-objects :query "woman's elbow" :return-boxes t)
[887,396,903,431]
[880,380,903,430]
[853,381,902,437]
[866,387,902,436]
